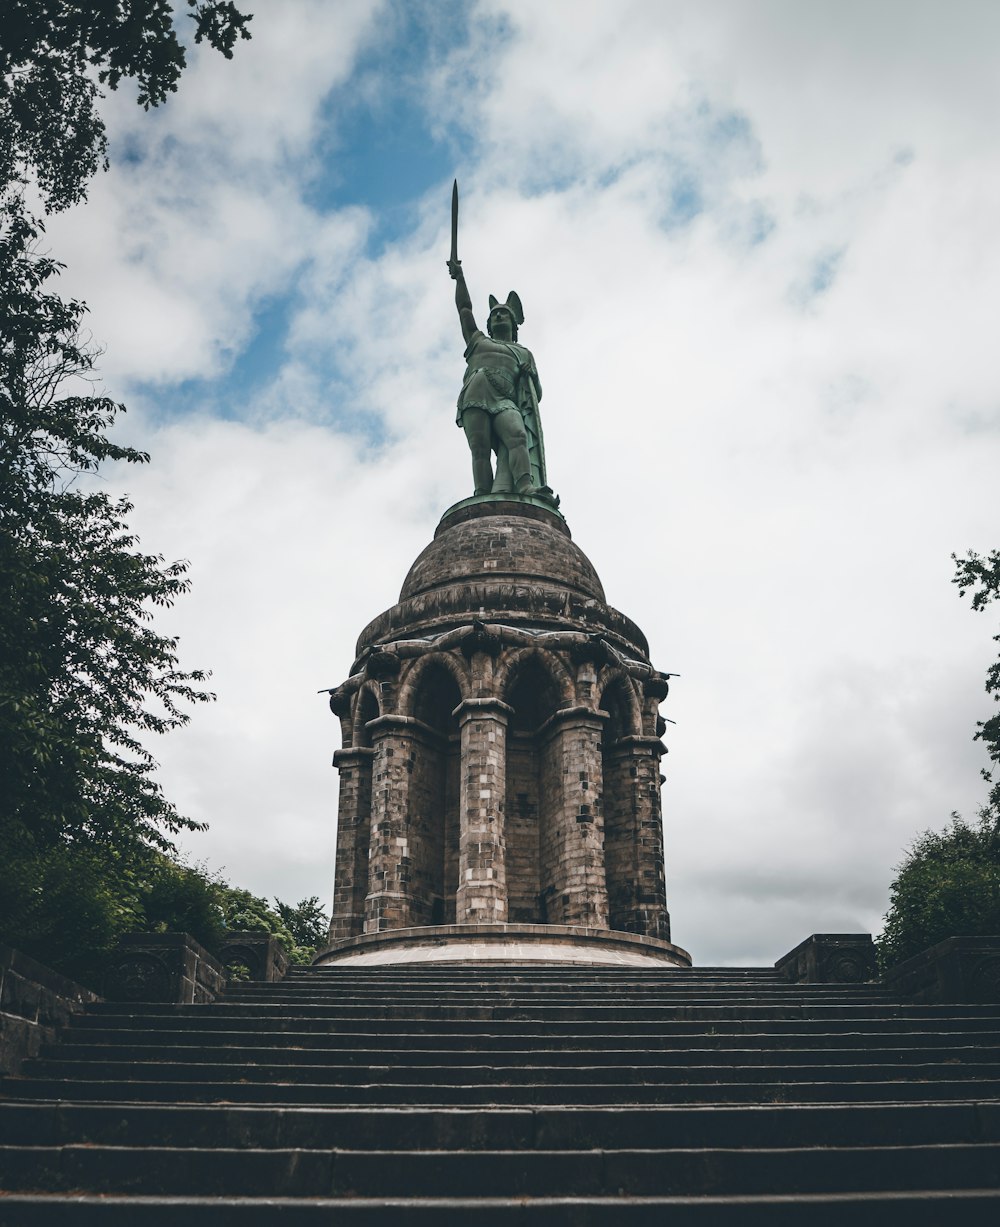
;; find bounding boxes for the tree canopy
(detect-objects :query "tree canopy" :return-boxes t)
[877,552,1000,971]
[1,2,252,980]
[953,549,1000,816]
[877,809,1000,970]
[0,202,215,977]
[1,1,252,209]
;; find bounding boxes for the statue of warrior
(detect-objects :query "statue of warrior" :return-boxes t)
[447,258,549,497]
[446,184,552,500]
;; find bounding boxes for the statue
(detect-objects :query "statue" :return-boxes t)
[447,181,554,502]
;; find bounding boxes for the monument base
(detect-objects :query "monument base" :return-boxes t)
[313,924,692,968]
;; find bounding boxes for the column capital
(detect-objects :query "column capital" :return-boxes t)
[609,734,668,757]
[453,697,513,726]
[332,746,376,770]
[538,705,610,737]
[365,714,448,746]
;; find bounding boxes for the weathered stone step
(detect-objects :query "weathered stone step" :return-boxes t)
[7,1077,1000,1105]
[221,990,897,1006]
[80,1001,1000,1022]
[236,974,872,989]
[283,968,786,982]
[40,1042,1000,1068]
[59,1026,1000,1053]
[68,1013,1000,1037]
[3,1141,999,1198]
[1,1189,1000,1224]
[21,1056,1000,1087]
[4,1101,999,1150]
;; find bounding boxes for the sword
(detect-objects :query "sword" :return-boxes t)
[450,179,459,266]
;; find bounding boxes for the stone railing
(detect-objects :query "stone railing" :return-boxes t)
[775,933,878,984]
[882,936,1000,1003]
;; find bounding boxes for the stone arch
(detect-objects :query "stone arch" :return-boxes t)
[597,668,641,740]
[495,646,575,713]
[396,650,470,719]
[495,648,568,924]
[599,670,646,934]
[351,683,382,748]
[403,658,463,926]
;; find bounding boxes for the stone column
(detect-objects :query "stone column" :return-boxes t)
[363,715,421,933]
[328,747,375,942]
[605,735,670,941]
[455,698,510,924]
[542,707,609,929]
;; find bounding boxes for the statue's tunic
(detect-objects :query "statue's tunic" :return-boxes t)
[456,331,540,424]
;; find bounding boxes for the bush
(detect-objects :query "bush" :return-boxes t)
[877,808,1000,971]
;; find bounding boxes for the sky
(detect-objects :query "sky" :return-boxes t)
[45,0,1000,965]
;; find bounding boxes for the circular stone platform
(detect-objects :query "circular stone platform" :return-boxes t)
[313,925,692,969]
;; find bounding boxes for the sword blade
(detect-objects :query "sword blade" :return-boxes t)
[450,179,459,263]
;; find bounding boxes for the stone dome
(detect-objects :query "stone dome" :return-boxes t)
[354,495,648,661]
[400,498,605,603]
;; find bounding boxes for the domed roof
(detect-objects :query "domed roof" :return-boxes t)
[400,498,605,603]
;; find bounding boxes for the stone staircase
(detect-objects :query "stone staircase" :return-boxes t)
[1,963,999,1221]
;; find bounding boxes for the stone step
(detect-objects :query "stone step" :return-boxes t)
[21,1054,1000,1087]
[39,1042,1000,1068]
[4,1101,999,1150]
[59,1026,1000,1051]
[3,1141,999,1198]
[1,1190,1000,1224]
[80,1001,1000,1022]
[283,968,786,981]
[67,1012,1000,1036]
[220,991,898,1006]
[7,1076,1000,1105]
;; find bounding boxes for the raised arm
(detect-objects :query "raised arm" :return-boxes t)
[447,259,478,346]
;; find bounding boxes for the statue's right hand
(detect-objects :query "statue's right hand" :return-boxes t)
[447,259,463,279]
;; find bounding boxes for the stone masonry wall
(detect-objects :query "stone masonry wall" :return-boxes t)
[326,502,674,946]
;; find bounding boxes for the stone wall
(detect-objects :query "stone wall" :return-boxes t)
[0,946,100,1076]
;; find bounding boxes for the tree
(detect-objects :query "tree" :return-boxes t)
[876,552,1000,972]
[953,549,1000,818]
[274,896,329,952]
[217,885,327,965]
[0,203,214,977]
[1,3,251,978]
[1,1,252,210]
[877,809,1000,970]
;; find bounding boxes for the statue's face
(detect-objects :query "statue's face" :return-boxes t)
[489,308,514,341]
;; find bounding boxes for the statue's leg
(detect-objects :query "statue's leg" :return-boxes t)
[493,409,534,494]
[493,443,513,493]
[462,408,494,496]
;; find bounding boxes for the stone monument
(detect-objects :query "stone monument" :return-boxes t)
[318,184,688,969]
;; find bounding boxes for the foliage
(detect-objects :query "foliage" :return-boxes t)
[0,2,250,981]
[877,809,1000,970]
[3,839,143,986]
[274,896,329,952]
[217,885,328,966]
[0,0,252,210]
[0,204,213,866]
[138,854,227,952]
[953,549,1000,816]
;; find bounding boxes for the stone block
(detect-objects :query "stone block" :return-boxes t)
[104,933,226,1004]
[218,933,290,982]
[883,936,1000,1003]
[775,933,877,984]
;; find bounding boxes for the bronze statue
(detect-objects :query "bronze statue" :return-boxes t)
[447,181,552,501]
